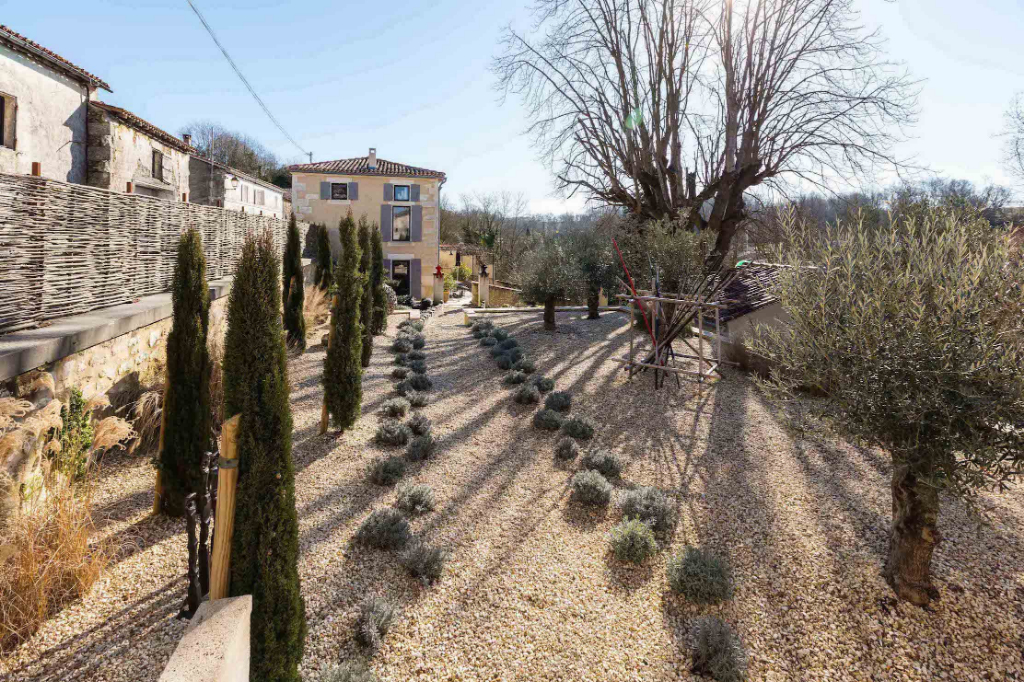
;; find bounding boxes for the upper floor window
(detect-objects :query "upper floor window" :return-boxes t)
[393,185,410,202]
[152,151,164,180]
[392,206,411,241]
[241,185,249,203]
[331,183,348,200]
[255,189,265,206]
[0,94,14,149]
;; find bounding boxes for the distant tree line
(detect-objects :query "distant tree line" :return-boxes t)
[179,120,295,189]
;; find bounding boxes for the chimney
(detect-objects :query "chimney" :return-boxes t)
[368,147,377,170]
[182,133,192,147]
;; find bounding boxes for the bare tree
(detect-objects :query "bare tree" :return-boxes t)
[1004,92,1024,185]
[180,120,283,184]
[495,0,917,267]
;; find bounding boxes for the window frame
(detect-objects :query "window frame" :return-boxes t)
[151,150,164,181]
[393,184,411,202]
[392,205,412,242]
[0,93,14,150]
[330,182,349,201]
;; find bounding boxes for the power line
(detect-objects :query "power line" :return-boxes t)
[185,0,311,161]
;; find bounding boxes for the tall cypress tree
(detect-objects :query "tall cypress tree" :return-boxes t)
[223,230,306,682]
[370,226,387,335]
[323,213,363,431]
[315,224,333,290]
[283,213,306,349]
[159,228,212,517]
[357,216,374,367]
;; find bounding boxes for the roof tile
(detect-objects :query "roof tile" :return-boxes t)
[0,25,111,91]
[288,156,445,180]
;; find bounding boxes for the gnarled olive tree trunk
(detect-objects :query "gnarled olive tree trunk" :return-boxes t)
[886,460,940,606]
[586,288,600,320]
[544,296,557,331]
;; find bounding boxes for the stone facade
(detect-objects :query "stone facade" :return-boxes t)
[189,157,286,219]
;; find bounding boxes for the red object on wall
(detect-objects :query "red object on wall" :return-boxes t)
[435,265,443,277]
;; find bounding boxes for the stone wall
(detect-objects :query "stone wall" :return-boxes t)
[87,106,190,199]
[471,281,524,307]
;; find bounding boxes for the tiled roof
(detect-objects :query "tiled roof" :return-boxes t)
[191,155,284,193]
[90,102,197,155]
[0,25,111,91]
[716,262,784,324]
[288,156,446,180]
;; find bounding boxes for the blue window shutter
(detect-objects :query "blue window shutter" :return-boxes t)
[383,183,394,202]
[411,259,422,299]
[349,182,358,201]
[381,205,392,241]
[410,184,420,202]
[410,205,423,242]
[320,182,330,200]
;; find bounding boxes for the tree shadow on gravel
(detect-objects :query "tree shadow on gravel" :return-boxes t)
[603,551,656,594]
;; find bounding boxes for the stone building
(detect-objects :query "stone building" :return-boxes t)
[0,25,111,183]
[289,148,446,299]
[86,102,192,200]
[189,156,286,219]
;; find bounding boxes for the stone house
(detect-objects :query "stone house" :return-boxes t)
[0,25,111,183]
[86,102,192,200]
[189,156,286,219]
[289,148,446,299]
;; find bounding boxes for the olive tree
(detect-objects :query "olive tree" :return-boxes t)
[522,238,580,331]
[566,226,617,319]
[751,210,1024,606]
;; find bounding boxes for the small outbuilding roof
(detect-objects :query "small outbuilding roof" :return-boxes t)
[289,156,446,181]
[716,262,784,324]
[0,25,112,92]
[90,102,198,155]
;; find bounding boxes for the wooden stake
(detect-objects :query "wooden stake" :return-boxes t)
[152,365,169,515]
[210,414,241,601]
[319,295,340,435]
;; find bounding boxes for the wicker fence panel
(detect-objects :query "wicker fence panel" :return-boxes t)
[0,172,300,333]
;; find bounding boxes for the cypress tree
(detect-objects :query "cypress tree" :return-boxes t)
[315,224,333,290]
[370,226,387,335]
[357,216,374,367]
[323,213,363,431]
[223,230,306,682]
[159,228,212,517]
[283,213,306,349]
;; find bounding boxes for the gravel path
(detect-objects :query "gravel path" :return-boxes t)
[2,307,1022,681]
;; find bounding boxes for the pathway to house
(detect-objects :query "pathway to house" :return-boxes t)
[2,305,1022,681]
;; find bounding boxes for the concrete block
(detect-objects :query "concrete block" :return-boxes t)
[159,595,251,682]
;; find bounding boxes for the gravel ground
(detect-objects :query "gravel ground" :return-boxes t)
[2,307,1022,681]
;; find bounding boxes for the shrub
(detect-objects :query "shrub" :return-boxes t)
[400,320,425,333]
[512,358,535,374]
[668,547,734,604]
[355,595,398,653]
[407,391,429,408]
[406,435,436,462]
[621,487,675,534]
[395,484,435,516]
[407,414,432,436]
[512,384,541,405]
[507,348,524,364]
[324,214,364,432]
[375,421,412,446]
[356,509,411,550]
[533,409,564,431]
[480,337,498,347]
[420,298,433,310]
[408,360,428,375]
[381,398,410,419]
[394,353,409,366]
[223,230,305,679]
[401,539,447,586]
[489,345,508,358]
[395,380,412,396]
[358,217,375,367]
[691,616,746,682]
[407,350,427,361]
[490,328,509,342]
[545,391,571,413]
[570,470,612,506]
[407,374,433,391]
[581,449,623,477]
[159,228,212,516]
[411,336,426,350]
[391,367,410,380]
[283,214,307,350]
[370,225,387,335]
[391,338,413,353]
[369,456,406,486]
[472,329,486,339]
[555,437,580,461]
[562,415,596,441]
[609,519,658,563]
[531,376,555,392]
[323,660,379,682]
[495,355,513,371]
[499,338,519,350]
[303,285,331,334]
[504,370,528,386]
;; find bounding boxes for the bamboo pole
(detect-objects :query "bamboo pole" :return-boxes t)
[152,365,169,515]
[319,294,340,435]
[210,414,241,601]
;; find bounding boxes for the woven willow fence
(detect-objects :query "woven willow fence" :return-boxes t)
[0,172,303,332]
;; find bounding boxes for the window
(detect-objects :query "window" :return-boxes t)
[255,189,265,206]
[0,93,14,149]
[391,261,410,296]
[331,183,348,200]
[151,150,164,180]
[241,185,249,203]
[392,206,411,241]
[393,185,410,202]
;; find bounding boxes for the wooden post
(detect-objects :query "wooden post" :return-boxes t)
[628,298,634,381]
[319,295,340,435]
[210,414,241,601]
[152,366,170,515]
[126,181,133,193]
[30,162,41,177]
[715,307,722,375]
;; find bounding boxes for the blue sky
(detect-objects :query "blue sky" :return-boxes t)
[6,0,1023,212]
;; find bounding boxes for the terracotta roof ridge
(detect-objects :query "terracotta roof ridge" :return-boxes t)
[90,101,197,155]
[0,25,111,92]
